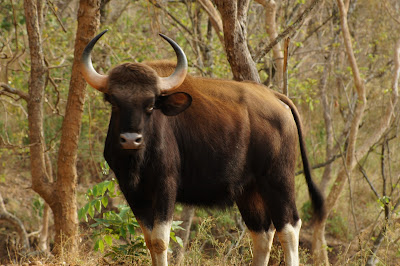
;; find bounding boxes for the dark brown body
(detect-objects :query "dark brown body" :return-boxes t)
[104,61,323,232]
[80,31,324,265]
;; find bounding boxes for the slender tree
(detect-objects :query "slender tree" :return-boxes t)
[312,1,399,264]
[23,0,101,255]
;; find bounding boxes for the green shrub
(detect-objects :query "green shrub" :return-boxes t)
[78,174,183,263]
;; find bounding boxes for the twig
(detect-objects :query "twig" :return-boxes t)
[254,0,323,62]
[295,153,341,176]
[358,165,380,199]
[149,0,193,36]
[0,98,28,117]
[46,0,67,32]
[382,0,400,25]
[225,228,246,259]
[0,82,29,101]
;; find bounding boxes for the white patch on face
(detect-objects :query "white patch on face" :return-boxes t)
[250,224,276,266]
[151,220,172,266]
[276,219,302,266]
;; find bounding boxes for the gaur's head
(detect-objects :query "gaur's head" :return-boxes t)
[80,30,192,151]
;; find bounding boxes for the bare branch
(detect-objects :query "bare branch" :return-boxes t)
[150,0,193,35]
[383,0,400,25]
[197,0,224,44]
[358,165,380,199]
[254,0,323,63]
[354,38,400,160]
[47,0,68,32]
[0,82,29,101]
[295,154,342,176]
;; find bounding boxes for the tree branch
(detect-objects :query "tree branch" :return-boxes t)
[0,82,29,101]
[254,0,323,63]
[197,0,224,44]
[150,0,193,36]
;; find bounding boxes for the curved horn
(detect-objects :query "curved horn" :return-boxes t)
[158,34,188,93]
[80,29,109,92]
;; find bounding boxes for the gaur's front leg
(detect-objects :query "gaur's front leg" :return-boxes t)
[137,175,176,266]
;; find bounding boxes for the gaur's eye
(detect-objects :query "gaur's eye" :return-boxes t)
[146,105,154,114]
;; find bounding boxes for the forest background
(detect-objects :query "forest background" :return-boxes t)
[0,0,399,265]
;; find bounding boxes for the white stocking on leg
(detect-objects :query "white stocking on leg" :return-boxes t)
[250,224,276,266]
[276,219,302,266]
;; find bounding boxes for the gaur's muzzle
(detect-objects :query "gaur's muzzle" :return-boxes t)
[120,133,144,149]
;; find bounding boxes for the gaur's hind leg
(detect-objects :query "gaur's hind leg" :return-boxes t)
[236,188,275,266]
[249,225,276,266]
[276,219,301,266]
[261,173,301,266]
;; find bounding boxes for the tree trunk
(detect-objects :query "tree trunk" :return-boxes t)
[197,0,224,44]
[53,0,101,254]
[214,0,260,82]
[24,0,54,216]
[24,0,101,256]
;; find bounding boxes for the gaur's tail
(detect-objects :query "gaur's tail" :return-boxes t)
[273,91,326,222]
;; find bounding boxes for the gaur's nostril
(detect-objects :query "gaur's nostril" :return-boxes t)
[120,133,143,149]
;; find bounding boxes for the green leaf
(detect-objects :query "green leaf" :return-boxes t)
[88,202,95,218]
[95,199,102,213]
[101,181,110,195]
[94,239,104,252]
[104,235,113,246]
[78,208,87,222]
[175,236,183,248]
[108,181,116,197]
[127,224,136,236]
[93,185,99,197]
[171,220,184,231]
[101,196,109,208]
[120,227,127,239]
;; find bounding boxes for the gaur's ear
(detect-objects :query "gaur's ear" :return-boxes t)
[156,92,192,116]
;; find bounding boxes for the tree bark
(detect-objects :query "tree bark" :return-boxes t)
[214,0,260,82]
[24,0,52,202]
[24,0,101,256]
[53,0,101,254]
[197,0,224,44]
